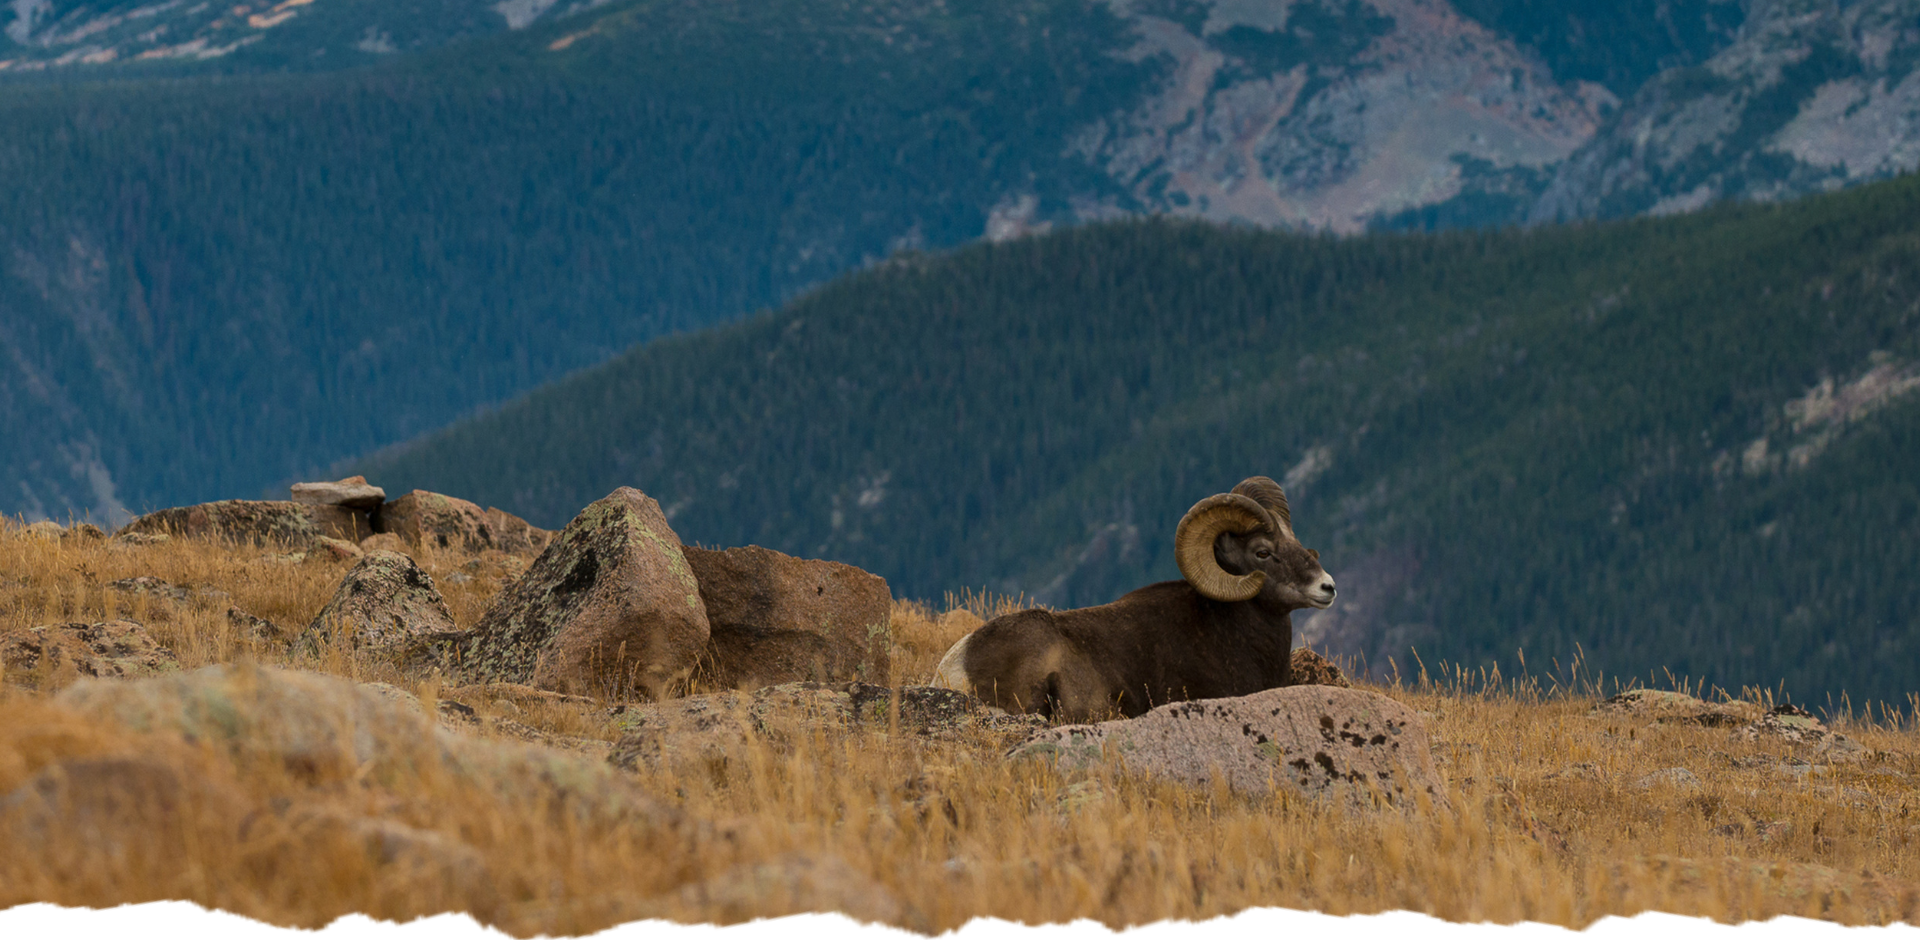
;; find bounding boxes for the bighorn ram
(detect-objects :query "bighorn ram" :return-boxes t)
[934,476,1336,722]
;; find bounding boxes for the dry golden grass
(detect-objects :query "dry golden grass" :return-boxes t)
[2,520,1917,935]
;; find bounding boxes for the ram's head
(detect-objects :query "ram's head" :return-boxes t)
[1174,476,1336,609]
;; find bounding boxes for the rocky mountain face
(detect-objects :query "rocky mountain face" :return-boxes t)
[1533,0,1920,221]
[0,0,590,71]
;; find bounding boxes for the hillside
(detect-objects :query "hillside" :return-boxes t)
[2,522,1917,933]
[360,171,1920,710]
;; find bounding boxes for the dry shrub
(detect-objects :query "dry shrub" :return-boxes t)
[1,521,1918,934]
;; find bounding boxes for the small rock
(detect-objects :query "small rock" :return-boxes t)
[227,606,291,644]
[120,500,371,548]
[0,621,179,691]
[108,576,192,603]
[21,520,65,540]
[64,523,106,541]
[291,475,387,510]
[376,490,495,554]
[455,487,708,700]
[683,544,892,690]
[310,537,365,562]
[1013,685,1448,811]
[1634,767,1703,791]
[300,550,458,654]
[113,532,170,546]
[1287,647,1350,687]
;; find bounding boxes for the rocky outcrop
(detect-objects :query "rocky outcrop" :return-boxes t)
[1532,0,1920,223]
[607,681,1045,771]
[119,499,370,548]
[376,490,495,554]
[1738,704,1868,762]
[291,475,386,510]
[301,550,458,653]
[455,487,708,700]
[683,544,892,690]
[0,621,178,691]
[1013,685,1447,811]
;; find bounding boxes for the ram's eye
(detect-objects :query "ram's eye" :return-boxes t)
[1255,549,1272,559]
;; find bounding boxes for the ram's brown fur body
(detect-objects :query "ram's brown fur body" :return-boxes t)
[937,476,1336,723]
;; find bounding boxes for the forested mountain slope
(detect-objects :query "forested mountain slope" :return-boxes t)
[8,0,1920,530]
[362,172,1920,710]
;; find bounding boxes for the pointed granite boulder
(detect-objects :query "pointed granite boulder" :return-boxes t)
[456,488,708,701]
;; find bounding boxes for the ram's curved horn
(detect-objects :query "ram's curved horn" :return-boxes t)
[1231,475,1292,533]
[1175,493,1275,602]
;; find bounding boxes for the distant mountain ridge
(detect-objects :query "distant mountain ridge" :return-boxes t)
[6,0,1920,528]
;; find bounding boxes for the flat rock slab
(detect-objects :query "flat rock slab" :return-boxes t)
[1014,685,1448,812]
[377,490,495,554]
[302,550,458,652]
[683,544,892,689]
[291,475,386,510]
[0,621,179,691]
[607,681,1044,771]
[1588,689,1760,727]
[455,487,708,700]
[120,500,370,548]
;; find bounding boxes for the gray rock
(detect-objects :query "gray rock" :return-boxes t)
[1738,705,1867,762]
[301,550,457,653]
[20,520,65,540]
[1013,685,1448,811]
[683,544,892,690]
[1634,767,1703,791]
[454,487,708,700]
[291,475,387,510]
[119,499,371,548]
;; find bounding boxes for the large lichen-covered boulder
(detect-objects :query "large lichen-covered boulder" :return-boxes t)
[375,490,496,554]
[0,621,179,691]
[456,487,708,701]
[119,500,369,547]
[682,544,892,689]
[300,550,458,653]
[1013,685,1448,812]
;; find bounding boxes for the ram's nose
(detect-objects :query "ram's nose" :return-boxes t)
[1311,575,1337,608]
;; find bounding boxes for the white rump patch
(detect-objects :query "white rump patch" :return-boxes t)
[932,632,974,691]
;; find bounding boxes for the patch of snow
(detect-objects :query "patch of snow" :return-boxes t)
[494,0,561,30]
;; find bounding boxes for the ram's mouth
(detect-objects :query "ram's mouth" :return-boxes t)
[1308,592,1337,609]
